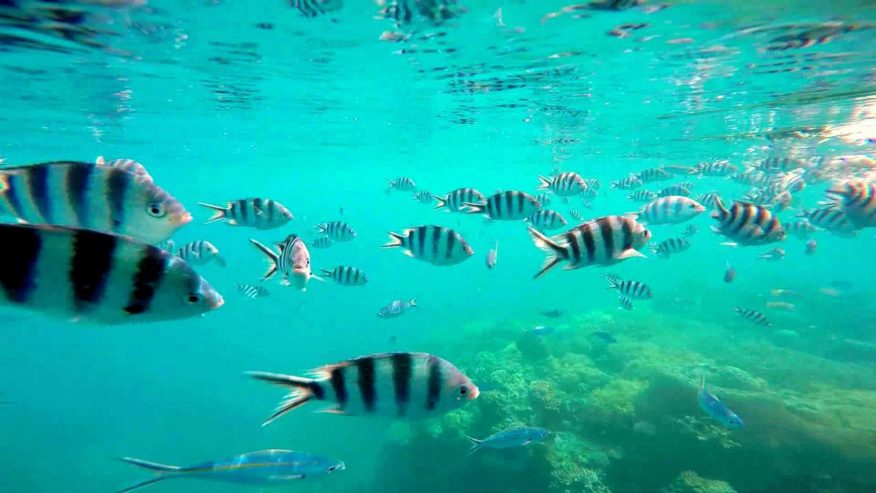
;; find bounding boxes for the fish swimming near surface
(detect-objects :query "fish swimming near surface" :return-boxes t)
[696,192,723,210]
[315,221,357,241]
[198,198,292,230]
[377,298,418,318]
[783,219,818,239]
[711,198,786,246]
[798,207,858,236]
[116,449,345,493]
[290,0,345,18]
[526,210,568,230]
[386,176,417,193]
[734,307,771,326]
[528,215,651,278]
[698,377,744,429]
[657,184,692,197]
[237,284,270,299]
[248,352,479,424]
[632,196,705,225]
[250,234,320,291]
[320,266,368,286]
[382,226,473,266]
[724,261,736,283]
[688,160,738,177]
[465,190,542,220]
[176,240,226,267]
[466,427,550,455]
[538,171,587,197]
[486,241,498,269]
[651,237,691,258]
[434,188,486,212]
[0,160,191,244]
[0,223,223,323]
[826,179,876,228]
[604,275,653,299]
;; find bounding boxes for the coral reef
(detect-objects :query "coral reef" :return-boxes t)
[662,471,737,493]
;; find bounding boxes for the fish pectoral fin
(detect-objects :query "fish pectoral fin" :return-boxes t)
[615,249,646,260]
[561,264,582,271]
[317,407,348,415]
[402,250,416,258]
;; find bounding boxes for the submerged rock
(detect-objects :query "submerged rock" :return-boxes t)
[662,470,737,493]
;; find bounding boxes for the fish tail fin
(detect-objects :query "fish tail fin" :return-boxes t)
[408,298,418,308]
[463,202,486,214]
[711,197,728,220]
[382,231,406,248]
[433,195,447,209]
[319,268,333,277]
[117,476,171,493]
[528,227,567,279]
[315,223,327,235]
[0,172,8,193]
[465,436,483,456]
[602,274,619,289]
[537,175,551,190]
[249,239,279,280]
[118,457,181,472]
[247,372,323,426]
[197,202,227,224]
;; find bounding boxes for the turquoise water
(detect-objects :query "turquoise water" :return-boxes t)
[1,1,876,492]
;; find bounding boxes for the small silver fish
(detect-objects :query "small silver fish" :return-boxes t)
[377,298,418,318]
[759,247,785,261]
[486,241,498,270]
[466,427,550,455]
[805,239,817,255]
[724,261,736,283]
[698,377,744,428]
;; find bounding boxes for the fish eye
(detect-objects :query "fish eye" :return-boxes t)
[187,294,202,304]
[146,202,167,218]
[328,466,336,472]
[459,386,467,396]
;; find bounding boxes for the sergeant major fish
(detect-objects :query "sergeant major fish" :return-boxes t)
[526,210,568,230]
[382,226,473,266]
[651,237,691,258]
[711,198,786,246]
[0,160,190,244]
[320,266,368,286]
[0,223,223,323]
[237,283,270,299]
[618,295,634,310]
[198,198,292,230]
[250,234,320,291]
[386,176,417,193]
[688,160,738,177]
[116,449,345,493]
[414,190,433,204]
[604,275,653,299]
[632,196,705,225]
[315,221,356,241]
[826,179,876,228]
[698,377,744,429]
[635,167,674,183]
[466,427,550,456]
[465,191,541,220]
[537,171,587,197]
[434,188,486,212]
[248,352,479,424]
[176,240,226,267]
[610,175,643,190]
[734,307,771,326]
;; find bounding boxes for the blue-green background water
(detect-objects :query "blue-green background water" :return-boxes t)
[1,1,876,492]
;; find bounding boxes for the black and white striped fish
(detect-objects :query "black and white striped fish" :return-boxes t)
[711,199,786,246]
[734,307,771,327]
[95,156,152,182]
[413,190,434,204]
[568,209,584,222]
[658,184,691,197]
[535,193,552,207]
[754,157,809,173]
[176,240,226,267]
[584,178,601,190]
[434,188,486,212]
[248,352,479,424]
[618,295,634,310]
[797,208,858,236]
[320,266,368,286]
[633,196,705,225]
[0,223,223,323]
[827,179,876,228]
[603,273,623,285]
[315,221,356,241]
[199,198,293,230]
[290,0,343,18]
[627,190,657,202]
[528,215,651,279]
[310,237,333,249]
[250,234,319,291]
[382,226,473,266]
[650,237,691,258]
[683,224,698,237]
[387,177,417,193]
[610,175,644,190]
[604,275,652,299]
[783,220,818,239]
[237,284,270,299]
[0,160,190,244]
[688,160,738,177]
[465,191,541,220]
[696,192,723,210]
[635,167,674,183]
[538,172,587,196]
[732,171,770,187]
[526,210,568,231]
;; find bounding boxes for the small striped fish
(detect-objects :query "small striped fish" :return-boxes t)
[604,275,652,299]
[689,160,738,177]
[628,190,657,202]
[581,188,599,199]
[584,178,601,190]
[535,193,552,207]
[696,192,723,210]
[0,223,223,323]
[526,210,568,230]
[754,157,809,173]
[734,307,771,327]
[636,167,674,183]
[434,188,486,212]
[634,196,705,225]
[568,209,584,222]
[248,352,479,424]
[658,184,692,197]
[465,191,541,220]
[0,160,190,244]
[320,266,368,286]
[827,179,876,228]
[387,177,417,192]
[651,237,691,258]
[732,171,770,187]
[413,190,433,204]
[603,272,623,285]
[610,175,643,190]
[291,0,343,18]
[237,284,270,299]
[528,215,651,279]
[783,220,818,239]
[683,224,698,237]
[382,226,473,266]
[618,295,634,310]
[711,199,786,246]
[310,237,333,249]
[797,208,858,236]
[199,198,292,230]
[176,240,226,267]
[538,172,587,196]
[315,221,356,241]
[250,234,319,291]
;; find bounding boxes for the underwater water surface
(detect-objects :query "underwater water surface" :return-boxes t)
[1,1,876,492]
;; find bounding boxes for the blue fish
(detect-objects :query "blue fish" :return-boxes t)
[466,427,550,455]
[698,377,744,429]
[523,325,556,336]
[117,449,345,492]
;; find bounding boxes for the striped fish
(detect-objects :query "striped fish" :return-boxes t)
[250,234,320,291]
[618,295,634,310]
[535,193,552,207]
[754,157,809,173]
[797,208,858,236]
[610,175,643,190]
[696,192,723,210]
[732,171,771,187]
[581,188,599,199]
[382,226,473,266]
[604,275,652,299]
[434,188,486,212]
[315,221,356,241]
[0,160,190,244]
[538,172,587,196]
[628,190,658,202]
[827,180,876,228]
[527,215,651,279]
[387,177,417,193]
[176,240,226,267]
[465,191,541,220]
[248,352,479,424]
[651,237,691,258]
[237,284,270,299]
[584,178,601,190]
[378,298,417,318]
[290,0,344,18]
[603,272,623,285]
[526,210,568,231]
[198,198,292,230]
[320,266,368,286]
[783,220,818,239]
[711,199,786,246]
[634,196,705,225]
[95,156,152,182]
[635,167,674,183]
[0,223,223,323]
[683,224,698,237]
[413,190,433,204]
[658,184,691,197]
[568,209,584,222]
[156,240,175,252]
[688,160,738,177]
[310,236,333,249]
[734,307,771,327]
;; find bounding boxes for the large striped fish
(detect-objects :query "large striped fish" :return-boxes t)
[465,191,541,220]
[633,196,705,225]
[248,352,479,424]
[827,179,876,228]
[198,198,293,230]
[382,226,473,266]
[527,215,651,279]
[250,234,320,290]
[0,160,190,244]
[0,224,223,323]
[710,199,786,246]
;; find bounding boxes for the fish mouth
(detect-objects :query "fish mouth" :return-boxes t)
[211,295,225,310]
[174,210,193,226]
[468,385,480,400]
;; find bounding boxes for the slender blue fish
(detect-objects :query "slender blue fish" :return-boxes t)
[697,377,744,429]
[466,427,550,455]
